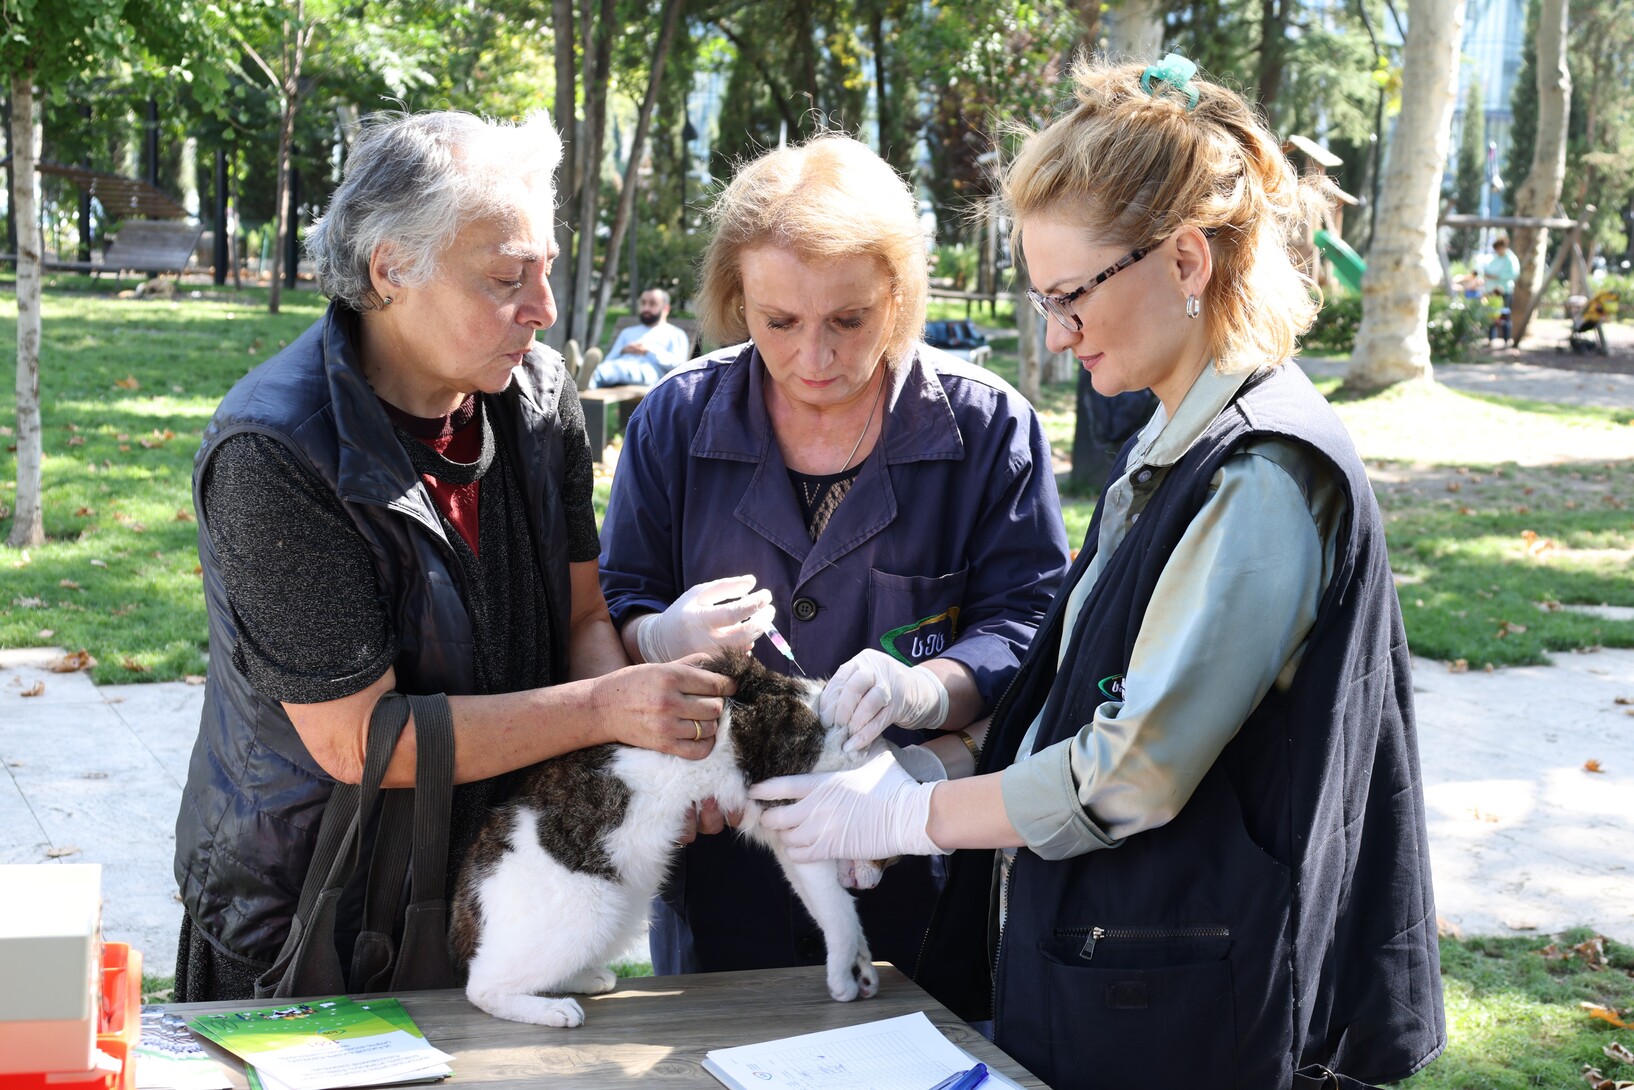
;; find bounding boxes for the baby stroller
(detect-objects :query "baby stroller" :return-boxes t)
[1563,290,1618,355]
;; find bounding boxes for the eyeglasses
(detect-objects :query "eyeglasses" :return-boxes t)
[1025,245,1152,332]
[1026,229,1218,333]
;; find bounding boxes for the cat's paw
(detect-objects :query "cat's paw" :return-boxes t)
[560,965,618,995]
[836,859,886,890]
[826,948,878,1003]
[538,997,586,1028]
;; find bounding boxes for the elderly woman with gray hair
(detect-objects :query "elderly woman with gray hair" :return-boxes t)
[172,110,731,1002]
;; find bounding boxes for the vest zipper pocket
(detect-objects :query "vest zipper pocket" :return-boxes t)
[1059,924,1232,961]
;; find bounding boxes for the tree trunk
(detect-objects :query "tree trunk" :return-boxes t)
[870,3,890,158]
[268,5,309,315]
[1256,0,1290,117]
[1344,0,1466,392]
[568,0,617,350]
[545,0,577,350]
[1508,0,1570,345]
[1104,0,1164,59]
[1013,246,1042,403]
[8,71,43,548]
[589,0,685,351]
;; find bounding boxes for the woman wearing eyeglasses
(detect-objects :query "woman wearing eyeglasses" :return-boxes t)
[750,55,1445,1090]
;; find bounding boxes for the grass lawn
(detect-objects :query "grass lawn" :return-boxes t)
[2,283,1630,677]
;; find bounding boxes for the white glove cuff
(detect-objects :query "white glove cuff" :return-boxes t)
[633,613,666,664]
[891,743,949,784]
[905,665,951,731]
[903,782,947,856]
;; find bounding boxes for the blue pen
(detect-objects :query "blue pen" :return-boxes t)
[927,1062,988,1090]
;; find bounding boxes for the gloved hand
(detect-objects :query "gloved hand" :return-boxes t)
[749,750,946,863]
[819,649,949,751]
[632,575,775,663]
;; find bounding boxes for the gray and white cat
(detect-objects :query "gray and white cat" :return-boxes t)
[450,650,881,1027]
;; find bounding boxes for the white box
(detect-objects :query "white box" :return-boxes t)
[0,863,103,1075]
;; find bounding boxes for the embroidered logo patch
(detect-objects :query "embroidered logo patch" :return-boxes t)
[881,607,961,665]
[1097,673,1125,700]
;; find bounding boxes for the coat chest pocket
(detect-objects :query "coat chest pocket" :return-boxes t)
[867,566,969,664]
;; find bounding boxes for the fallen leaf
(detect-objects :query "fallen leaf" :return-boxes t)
[1541,942,1569,961]
[1587,1005,1634,1030]
[113,375,140,390]
[12,596,44,609]
[89,558,107,568]
[119,657,148,673]
[1615,697,1633,706]
[174,509,195,522]
[19,680,45,697]
[44,845,80,858]
[1459,505,1476,516]
[1446,480,1462,492]
[1496,620,1529,638]
[66,435,84,446]
[1607,1042,1634,1065]
[183,674,206,685]
[1448,659,1469,673]
[1521,529,1556,557]
[35,628,54,640]
[48,650,96,673]
[1576,936,1610,970]
[58,579,80,590]
[75,506,94,517]
[1585,759,1606,774]
[117,444,130,453]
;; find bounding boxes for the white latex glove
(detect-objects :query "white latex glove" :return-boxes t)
[749,750,946,863]
[889,741,949,784]
[632,575,775,663]
[819,648,949,751]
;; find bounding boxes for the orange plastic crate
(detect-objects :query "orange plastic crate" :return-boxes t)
[0,943,141,1090]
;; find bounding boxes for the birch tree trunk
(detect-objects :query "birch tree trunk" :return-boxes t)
[1508,0,1570,345]
[1344,0,1466,392]
[589,0,684,350]
[1104,0,1164,59]
[7,70,43,548]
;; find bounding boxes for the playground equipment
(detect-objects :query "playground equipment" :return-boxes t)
[1315,228,1366,293]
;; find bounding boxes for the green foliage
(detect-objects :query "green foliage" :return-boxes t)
[930,243,981,290]
[1303,294,1497,363]
[1399,931,1634,1089]
[1452,78,1485,262]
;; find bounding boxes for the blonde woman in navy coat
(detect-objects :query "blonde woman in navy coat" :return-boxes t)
[599,135,1071,985]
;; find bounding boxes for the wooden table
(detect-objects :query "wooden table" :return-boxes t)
[166,964,1048,1088]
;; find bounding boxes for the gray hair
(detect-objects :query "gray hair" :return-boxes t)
[306,110,564,310]
[641,286,670,308]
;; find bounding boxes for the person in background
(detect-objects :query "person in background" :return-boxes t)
[599,134,1071,989]
[173,110,730,1002]
[1480,236,1520,344]
[588,286,693,387]
[750,54,1445,1090]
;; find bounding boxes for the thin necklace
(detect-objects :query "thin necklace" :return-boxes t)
[837,368,886,474]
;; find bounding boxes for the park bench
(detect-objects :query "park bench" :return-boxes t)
[57,220,205,277]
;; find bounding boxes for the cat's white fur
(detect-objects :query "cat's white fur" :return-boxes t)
[459,671,882,1027]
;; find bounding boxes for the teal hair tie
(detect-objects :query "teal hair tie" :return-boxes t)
[1141,52,1200,111]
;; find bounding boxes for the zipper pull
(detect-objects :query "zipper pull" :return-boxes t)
[1080,926,1105,961]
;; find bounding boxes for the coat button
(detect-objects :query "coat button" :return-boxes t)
[1133,468,1154,484]
[792,597,818,622]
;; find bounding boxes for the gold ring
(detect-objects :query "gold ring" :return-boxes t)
[693,722,703,742]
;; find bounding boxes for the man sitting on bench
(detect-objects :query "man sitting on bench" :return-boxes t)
[589,287,693,387]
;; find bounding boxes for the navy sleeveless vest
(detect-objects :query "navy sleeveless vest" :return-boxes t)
[916,365,1444,1089]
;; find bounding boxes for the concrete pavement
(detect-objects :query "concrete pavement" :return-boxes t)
[4,642,1632,977]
